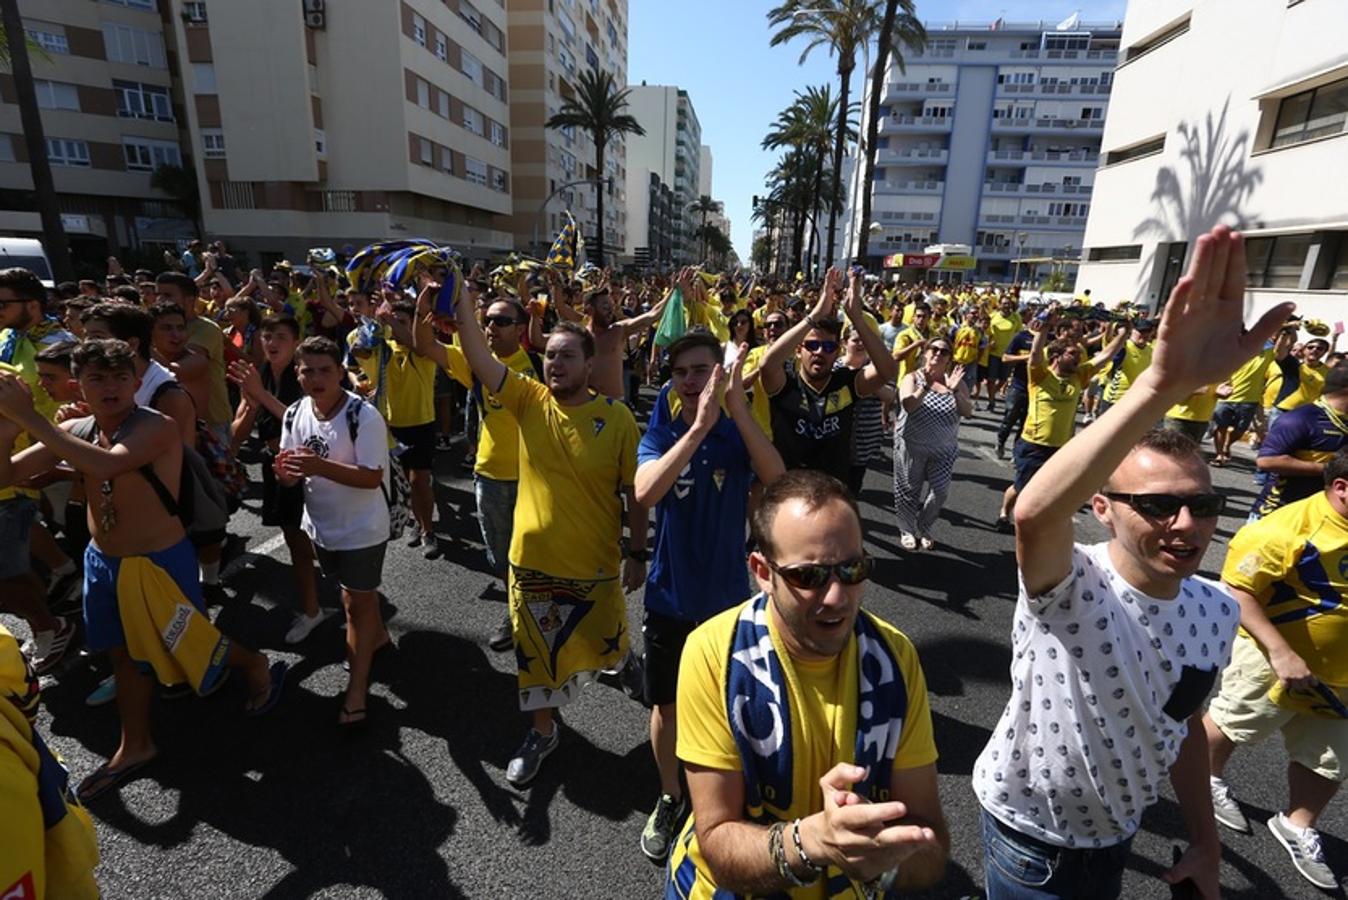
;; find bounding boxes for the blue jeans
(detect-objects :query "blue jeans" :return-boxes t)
[981,810,1133,900]
[997,383,1029,448]
[0,495,38,580]
[474,475,518,576]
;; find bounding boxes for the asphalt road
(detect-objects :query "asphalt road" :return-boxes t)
[22,399,1346,899]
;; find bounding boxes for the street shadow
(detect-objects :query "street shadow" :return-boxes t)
[918,635,1012,699]
[931,709,995,778]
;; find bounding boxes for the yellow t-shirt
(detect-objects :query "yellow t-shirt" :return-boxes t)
[1102,340,1154,404]
[840,309,882,339]
[1263,359,1285,409]
[0,358,43,502]
[185,316,232,427]
[379,342,438,427]
[1225,349,1276,405]
[1223,491,1348,685]
[1277,361,1329,412]
[498,373,638,580]
[1166,385,1218,423]
[953,324,980,365]
[670,603,937,900]
[741,344,774,440]
[890,325,927,382]
[1022,361,1091,448]
[988,311,1023,357]
[442,343,539,481]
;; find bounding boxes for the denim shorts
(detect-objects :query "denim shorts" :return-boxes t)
[1012,439,1057,491]
[1211,401,1258,434]
[0,496,38,580]
[981,809,1132,900]
[474,475,518,576]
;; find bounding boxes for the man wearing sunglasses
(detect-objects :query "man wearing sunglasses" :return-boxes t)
[668,469,948,897]
[412,288,543,651]
[740,312,790,441]
[758,268,897,485]
[1200,447,1348,890]
[973,225,1295,900]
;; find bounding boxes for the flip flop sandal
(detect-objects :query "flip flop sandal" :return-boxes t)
[338,706,368,729]
[77,756,156,804]
[244,661,289,717]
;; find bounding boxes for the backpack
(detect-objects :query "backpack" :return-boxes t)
[283,394,412,541]
[69,410,230,537]
[149,380,247,510]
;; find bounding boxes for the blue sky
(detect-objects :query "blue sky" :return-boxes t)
[628,1,1127,261]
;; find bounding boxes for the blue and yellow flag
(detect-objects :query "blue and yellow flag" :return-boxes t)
[546,211,584,277]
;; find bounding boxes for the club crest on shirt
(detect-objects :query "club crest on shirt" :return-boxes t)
[592,417,606,436]
[713,468,726,491]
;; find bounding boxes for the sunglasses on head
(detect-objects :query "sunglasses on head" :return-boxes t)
[1103,492,1225,519]
[802,339,839,354]
[767,555,873,590]
[484,314,521,327]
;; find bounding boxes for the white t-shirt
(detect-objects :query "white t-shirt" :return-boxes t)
[972,541,1239,849]
[280,391,390,550]
[134,360,177,408]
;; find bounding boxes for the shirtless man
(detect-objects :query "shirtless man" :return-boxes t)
[149,300,210,425]
[0,339,285,804]
[553,272,667,399]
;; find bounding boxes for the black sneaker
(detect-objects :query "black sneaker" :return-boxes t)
[995,516,1015,535]
[995,443,1007,460]
[506,725,559,787]
[488,616,513,651]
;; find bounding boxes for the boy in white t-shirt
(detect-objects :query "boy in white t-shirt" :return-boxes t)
[973,225,1296,900]
[278,336,391,728]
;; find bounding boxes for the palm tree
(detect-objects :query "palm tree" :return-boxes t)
[769,0,879,270]
[0,2,73,280]
[763,86,832,277]
[152,163,204,238]
[855,0,925,264]
[545,69,645,266]
[688,195,723,262]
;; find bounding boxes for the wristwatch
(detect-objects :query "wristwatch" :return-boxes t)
[862,867,898,900]
[627,549,649,563]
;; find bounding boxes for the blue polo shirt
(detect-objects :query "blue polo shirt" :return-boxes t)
[1252,401,1348,518]
[638,385,755,623]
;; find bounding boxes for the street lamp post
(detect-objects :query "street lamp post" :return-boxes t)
[532,176,608,257]
[1013,231,1028,285]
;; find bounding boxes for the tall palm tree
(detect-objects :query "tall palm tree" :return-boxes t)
[688,195,722,262]
[856,0,925,264]
[769,0,879,271]
[0,2,73,280]
[545,69,645,266]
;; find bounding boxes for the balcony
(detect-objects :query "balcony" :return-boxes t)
[981,213,1090,229]
[876,147,948,165]
[1008,48,1117,61]
[875,179,944,194]
[983,182,1024,195]
[985,149,1100,166]
[884,81,954,100]
[1022,183,1094,196]
[878,240,936,253]
[997,82,1114,97]
[991,117,1106,133]
[877,211,939,226]
[881,114,954,133]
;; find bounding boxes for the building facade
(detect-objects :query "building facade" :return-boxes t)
[505,0,629,261]
[1077,0,1348,319]
[170,0,514,266]
[0,0,195,270]
[850,18,1120,281]
[625,84,700,266]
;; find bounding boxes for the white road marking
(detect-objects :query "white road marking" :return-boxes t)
[222,532,288,578]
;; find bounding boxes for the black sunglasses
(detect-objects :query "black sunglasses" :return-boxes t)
[767,555,873,590]
[765,319,787,329]
[802,339,839,354]
[1103,492,1225,519]
[484,314,522,327]
[929,345,952,356]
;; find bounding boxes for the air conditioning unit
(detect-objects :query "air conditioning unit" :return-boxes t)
[302,0,325,10]
[304,0,325,28]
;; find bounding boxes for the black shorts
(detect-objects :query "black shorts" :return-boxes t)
[315,541,387,592]
[987,356,1008,382]
[1012,438,1058,491]
[391,422,435,471]
[642,609,697,708]
[261,452,305,530]
[1211,401,1258,434]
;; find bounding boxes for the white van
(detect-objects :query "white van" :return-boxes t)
[0,238,55,288]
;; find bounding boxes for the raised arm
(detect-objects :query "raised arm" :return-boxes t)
[726,349,784,485]
[411,288,453,371]
[451,282,508,392]
[618,291,670,338]
[843,271,898,393]
[758,286,834,397]
[1088,323,1128,371]
[1015,226,1294,597]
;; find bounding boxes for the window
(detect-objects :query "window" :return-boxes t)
[434,32,448,61]
[461,50,483,85]
[1087,245,1142,262]
[462,106,483,136]
[102,23,167,68]
[440,147,454,173]
[0,137,12,163]
[103,0,155,9]
[420,137,434,165]
[192,63,217,94]
[46,138,90,167]
[490,120,506,147]
[314,128,326,156]
[411,13,426,47]
[1271,77,1348,148]
[123,137,181,171]
[1245,234,1312,288]
[1124,15,1190,63]
[1104,134,1165,165]
[114,80,173,121]
[1331,238,1348,291]
[416,78,430,108]
[1080,107,1104,120]
[459,0,483,33]
[464,157,488,186]
[1044,34,1089,52]
[967,40,987,50]
[438,91,450,118]
[491,168,507,192]
[33,80,79,111]
[183,1,207,22]
[557,10,576,43]
[26,24,68,55]
[202,129,225,158]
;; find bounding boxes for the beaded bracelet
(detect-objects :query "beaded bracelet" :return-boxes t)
[790,818,824,882]
[768,821,814,888]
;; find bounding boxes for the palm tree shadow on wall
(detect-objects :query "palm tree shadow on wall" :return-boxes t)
[1130,97,1263,306]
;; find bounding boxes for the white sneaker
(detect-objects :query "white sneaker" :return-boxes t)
[1209,777,1250,833]
[1268,813,1338,890]
[900,533,917,551]
[284,609,333,645]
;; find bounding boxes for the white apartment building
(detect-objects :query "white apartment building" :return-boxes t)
[506,0,630,260]
[1077,0,1348,319]
[851,18,1120,281]
[625,84,701,265]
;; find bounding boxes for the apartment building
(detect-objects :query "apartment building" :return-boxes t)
[1077,0,1348,320]
[850,18,1120,281]
[167,0,513,265]
[624,84,700,265]
[0,0,194,267]
[505,0,629,260]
